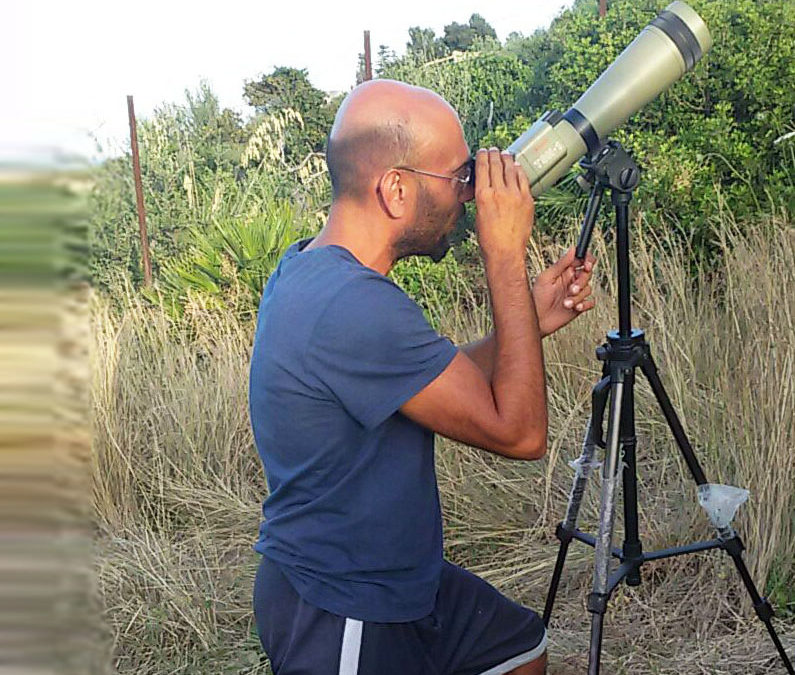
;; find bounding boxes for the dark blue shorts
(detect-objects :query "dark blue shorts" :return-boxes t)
[253,556,547,675]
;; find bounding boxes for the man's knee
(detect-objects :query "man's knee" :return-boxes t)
[507,650,547,675]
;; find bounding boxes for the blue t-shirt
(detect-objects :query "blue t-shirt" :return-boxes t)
[249,237,458,622]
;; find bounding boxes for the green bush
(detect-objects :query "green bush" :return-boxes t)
[143,199,313,321]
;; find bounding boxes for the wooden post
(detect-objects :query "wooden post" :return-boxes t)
[364,30,373,81]
[126,95,152,287]
[599,0,607,18]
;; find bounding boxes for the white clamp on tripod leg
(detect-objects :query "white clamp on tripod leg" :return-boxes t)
[697,483,749,536]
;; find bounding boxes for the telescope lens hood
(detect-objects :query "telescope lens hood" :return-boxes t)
[650,9,703,71]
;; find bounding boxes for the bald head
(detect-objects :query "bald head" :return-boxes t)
[325,80,463,202]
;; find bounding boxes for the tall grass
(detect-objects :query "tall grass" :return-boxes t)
[93,211,794,674]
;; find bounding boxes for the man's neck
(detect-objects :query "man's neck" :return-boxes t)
[308,201,395,276]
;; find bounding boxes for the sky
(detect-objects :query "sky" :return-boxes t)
[3,0,573,165]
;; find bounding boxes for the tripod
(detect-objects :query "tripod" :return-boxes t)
[542,140,795,675]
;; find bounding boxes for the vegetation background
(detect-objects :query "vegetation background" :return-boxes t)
[88,0,795,672]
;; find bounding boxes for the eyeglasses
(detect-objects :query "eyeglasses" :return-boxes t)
[395,157,475,192]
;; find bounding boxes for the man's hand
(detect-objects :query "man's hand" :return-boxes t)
[533,247,596,337]
[474,148,534,265]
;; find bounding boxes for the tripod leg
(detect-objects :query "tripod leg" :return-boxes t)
[544,416,602,626]
[543,535,571,629]
[562,417,602,533]
[641,353,795,673]
[721,535,795,674]
[619,368,642,586]
[639,351,707,485]
[545,375,611,625]
[588,376,626,675]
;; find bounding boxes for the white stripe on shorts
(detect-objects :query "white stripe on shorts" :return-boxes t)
[477,629,548,675]
[338,618,363,675]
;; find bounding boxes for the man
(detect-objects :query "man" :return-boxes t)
[249,79,595,674]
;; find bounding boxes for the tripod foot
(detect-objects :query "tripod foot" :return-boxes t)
[753,598,794,674]
[720,534,795,673]
[588,610,606,675]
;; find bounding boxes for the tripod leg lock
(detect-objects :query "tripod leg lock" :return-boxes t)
[754,598,775,622]
[556,523,575,544]
[720,535,745,557]
[623,540,643,560]
[587,592,609,615]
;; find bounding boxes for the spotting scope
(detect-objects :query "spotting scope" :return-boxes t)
[505,1,712,196]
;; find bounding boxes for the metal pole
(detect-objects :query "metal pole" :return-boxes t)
[364,30,373,81]
[614,193,632,338]
[126,95,152,287]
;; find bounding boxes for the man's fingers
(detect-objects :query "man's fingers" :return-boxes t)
[571,253,597,288]
[550,246,578,274]
[570,267,593,293]
[563,297,596,313]
[487,148,503,188]
[538,248,576,282]
[475,149,490,189]
[573,285,593,305]
[564,286,593,309]
[537,247,576,285]
[515,161,530,196]
[568,281,592,298]
[501,151,516,187]
[553,249,597,276]
[578,252,597,274]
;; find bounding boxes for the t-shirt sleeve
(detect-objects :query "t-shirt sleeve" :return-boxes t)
[305,274,458,430]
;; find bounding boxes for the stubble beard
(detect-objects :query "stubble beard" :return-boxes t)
[393,183,463,264]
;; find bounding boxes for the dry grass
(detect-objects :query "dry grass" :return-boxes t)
[92,212,795,674]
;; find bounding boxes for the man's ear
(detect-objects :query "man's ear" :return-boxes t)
[377,168,410,219]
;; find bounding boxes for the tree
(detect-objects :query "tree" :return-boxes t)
[244,67,324,113]
[442,13,498,52]
[468,13,498,41]
[243,67,340,161]
[406,27,447,61]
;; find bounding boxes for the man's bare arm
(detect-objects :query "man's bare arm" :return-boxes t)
[401,149,547,460]
[460,332,497,381]
[462,249,597,381]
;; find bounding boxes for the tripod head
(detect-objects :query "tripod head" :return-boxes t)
[572,139,642,337]
[575,140,641,261]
